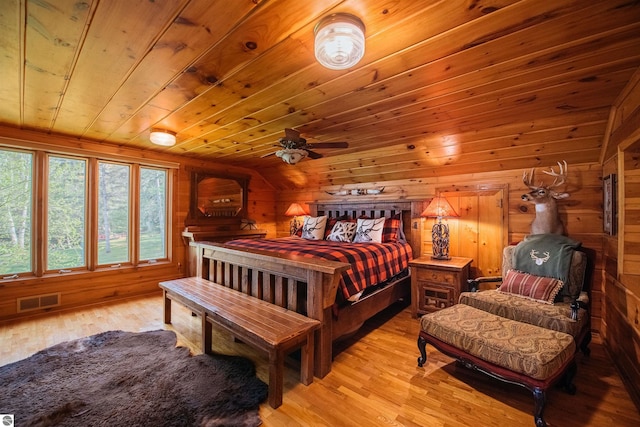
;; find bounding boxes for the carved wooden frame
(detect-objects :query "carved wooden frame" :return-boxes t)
[603,173,617,236]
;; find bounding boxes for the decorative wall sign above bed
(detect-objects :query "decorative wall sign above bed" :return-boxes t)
[326,187,385,196]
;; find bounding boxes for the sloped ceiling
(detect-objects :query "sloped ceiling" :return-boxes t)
[1,0,639,190]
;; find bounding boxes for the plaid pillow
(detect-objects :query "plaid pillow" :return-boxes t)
[382,218,400,242]
[324,217,339,239]
[498,269,564,304]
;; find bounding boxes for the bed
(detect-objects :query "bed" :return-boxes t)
[190,200,423,377]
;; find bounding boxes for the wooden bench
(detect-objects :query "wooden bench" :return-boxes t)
[159,277,321,408]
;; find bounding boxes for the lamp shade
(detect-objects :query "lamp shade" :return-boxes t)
[421,196,459,218]
[314,13,365,70]
[284,203,308,217]
[150,129,176,146]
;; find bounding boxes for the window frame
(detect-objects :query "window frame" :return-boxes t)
[138,166,169,264]
[0,143,174,280]
[44,153,89,274]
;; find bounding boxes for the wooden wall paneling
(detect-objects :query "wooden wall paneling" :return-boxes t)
[22,0,95,130]
[52,1,183,134]
[623,147,640,275]
[166,0,517,154]
[0,0,21,126]
[438,187,506,279]
[84,0,262,140]
[604,277,640,411]
[177,0,638,164]
[601,70,640,410]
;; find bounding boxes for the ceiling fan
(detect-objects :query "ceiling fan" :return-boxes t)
[262,128,348,164]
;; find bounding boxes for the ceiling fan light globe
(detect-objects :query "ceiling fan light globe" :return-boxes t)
[276,148,308,165]
[315,14,365,70]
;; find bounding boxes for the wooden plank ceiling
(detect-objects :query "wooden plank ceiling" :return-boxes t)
[1,0,639,190]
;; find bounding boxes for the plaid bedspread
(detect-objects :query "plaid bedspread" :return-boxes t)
[224,237,413,300]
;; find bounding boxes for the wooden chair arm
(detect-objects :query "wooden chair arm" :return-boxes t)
[467,276,502,292]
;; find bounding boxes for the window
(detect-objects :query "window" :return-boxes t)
[98,162,131,265]
[139,167,167,261]
[0,149,32,276]
[47,156,87,271]
[0,145,172,278]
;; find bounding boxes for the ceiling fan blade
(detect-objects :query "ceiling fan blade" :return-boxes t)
[307,142,349,149]
[306,150,323,159]
[261,151,277,158]
[284,128,300,141]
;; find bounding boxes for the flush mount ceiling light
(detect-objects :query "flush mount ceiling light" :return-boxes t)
[149,129,176,147]
[314,13,365,70]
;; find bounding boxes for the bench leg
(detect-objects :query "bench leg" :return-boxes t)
[268,350,284,408]
[417,335,427,367]
[202,315,212,355]
[163,291,172,324]
[300,332,314,386]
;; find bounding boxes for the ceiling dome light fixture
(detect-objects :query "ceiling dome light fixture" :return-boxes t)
[149,129,176,147]
[314,13,365,70]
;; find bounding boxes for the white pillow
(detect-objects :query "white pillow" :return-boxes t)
[353,217,385,243]
[300,216,327,240]
[327,221,357,242]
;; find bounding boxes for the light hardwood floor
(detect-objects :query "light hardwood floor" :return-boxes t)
[1,293,638,427]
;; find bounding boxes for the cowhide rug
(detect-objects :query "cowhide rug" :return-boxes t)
[0,330,268,426]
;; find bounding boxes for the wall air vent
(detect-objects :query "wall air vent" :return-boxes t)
[17,293,60,312]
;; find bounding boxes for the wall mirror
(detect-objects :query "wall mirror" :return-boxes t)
[186,171,249,225]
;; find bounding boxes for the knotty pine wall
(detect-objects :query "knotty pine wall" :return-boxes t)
[0,128,276,322]
[601,68,640,409]
[276,163,605,333]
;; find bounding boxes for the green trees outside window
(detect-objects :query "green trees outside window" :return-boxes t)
[0,149,32,275]
[140,168,167,261]
[0,146,170,277]
[98,162,130,265]
[48,156,87,270]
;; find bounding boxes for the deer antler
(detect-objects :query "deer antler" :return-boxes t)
[523,168,545,190]
[542,160,568,188]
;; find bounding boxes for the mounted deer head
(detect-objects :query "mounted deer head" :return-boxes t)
[521,161,570,235]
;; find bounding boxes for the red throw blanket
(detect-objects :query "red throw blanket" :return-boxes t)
[224,237,412,300]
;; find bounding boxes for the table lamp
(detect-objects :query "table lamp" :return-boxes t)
[421,196,459,260]
[284,202,308,235]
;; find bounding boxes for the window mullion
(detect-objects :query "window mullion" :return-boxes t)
[34,151,47,277]
[87,158,99,271]
[131,165,140,266]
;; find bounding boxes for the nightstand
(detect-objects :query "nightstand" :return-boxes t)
[409,256,473,317]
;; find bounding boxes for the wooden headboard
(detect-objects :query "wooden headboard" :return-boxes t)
[307,199,424,258]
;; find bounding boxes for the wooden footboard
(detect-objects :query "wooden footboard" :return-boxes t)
[190,200,424,377]
[194,241,350,378]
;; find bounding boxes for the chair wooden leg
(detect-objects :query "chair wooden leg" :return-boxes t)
[533,388,547,427]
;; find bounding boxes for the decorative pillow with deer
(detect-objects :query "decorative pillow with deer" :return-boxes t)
[327,220,358,242]
[353,217,385,243]
[300,216,327,240]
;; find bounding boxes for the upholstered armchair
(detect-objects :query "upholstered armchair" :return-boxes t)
[463,235,591,355]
